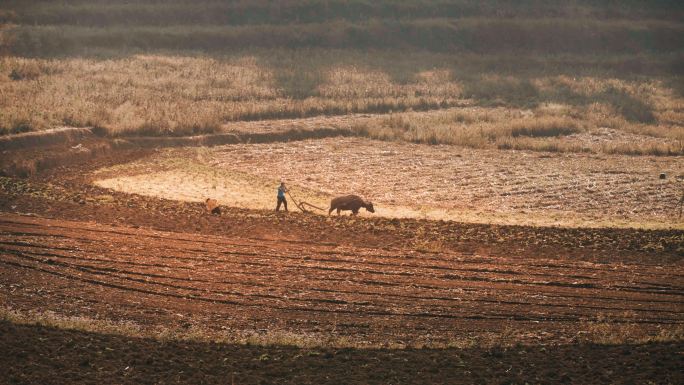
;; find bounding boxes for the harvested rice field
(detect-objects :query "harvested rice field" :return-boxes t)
[94,137,683,229]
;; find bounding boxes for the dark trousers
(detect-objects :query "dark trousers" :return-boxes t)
[276,196,288,211]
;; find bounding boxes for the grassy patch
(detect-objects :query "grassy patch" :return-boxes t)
[510,118,581,137]
[354,110,585,149]
[353,106,684,155]
[601,142,684,156]
[0,54,467,135]
[3,307,682,350]
[599,86,656,123]
[1,1,681,138]
[0,308,358,349]
[462,76,540,107]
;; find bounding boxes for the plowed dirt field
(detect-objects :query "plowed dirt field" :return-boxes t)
[1,137,683,384]
[2,213,682,348]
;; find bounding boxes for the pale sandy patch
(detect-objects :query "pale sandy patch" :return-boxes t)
[92,139,684,229]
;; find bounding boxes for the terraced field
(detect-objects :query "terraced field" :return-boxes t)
[2,1,684,383]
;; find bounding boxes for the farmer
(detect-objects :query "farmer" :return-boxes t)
[275,182,288,212]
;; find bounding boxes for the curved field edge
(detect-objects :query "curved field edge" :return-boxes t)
[89,138,684,230]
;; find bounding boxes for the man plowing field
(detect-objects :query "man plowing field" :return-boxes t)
[275,182,288,212]
[276,182,375,216]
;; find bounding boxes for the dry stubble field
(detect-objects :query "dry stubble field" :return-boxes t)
[1,119,683,385]
[94,134,683,229]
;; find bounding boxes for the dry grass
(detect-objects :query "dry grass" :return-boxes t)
[1,0,681,145]
[2,51,680,147]
[0,307,359,349]
[5,308,681,351]
[578,317,684,346]
[354,104,683,155]
[0,54,464,136]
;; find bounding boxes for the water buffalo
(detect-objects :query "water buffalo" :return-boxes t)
[329,194,374,216]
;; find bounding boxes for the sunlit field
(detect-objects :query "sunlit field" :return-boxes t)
[3,53,683,156]
[94,137,683,229]
[1,1,683,384]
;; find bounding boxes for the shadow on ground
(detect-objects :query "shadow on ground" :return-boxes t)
[1,321,681,385]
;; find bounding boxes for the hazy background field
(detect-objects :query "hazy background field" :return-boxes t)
[1,0,683,155]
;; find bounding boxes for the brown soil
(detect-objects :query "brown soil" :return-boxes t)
[1,140,683,384]
[2,321,682,385]
[2,174,683,266]
[2,212,683,347]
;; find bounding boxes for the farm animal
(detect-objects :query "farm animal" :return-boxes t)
[329,195,375,216]
[205,198,221,215]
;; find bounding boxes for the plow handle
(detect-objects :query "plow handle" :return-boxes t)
[287,191,326,213]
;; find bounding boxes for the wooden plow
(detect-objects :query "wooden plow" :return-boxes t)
[287,190,326,213]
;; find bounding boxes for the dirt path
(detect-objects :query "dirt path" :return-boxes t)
[2,213,682,348]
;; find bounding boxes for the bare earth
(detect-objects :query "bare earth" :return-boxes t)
[2,212,683,347]
[94,137,683,228]
[0,136,682,384]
